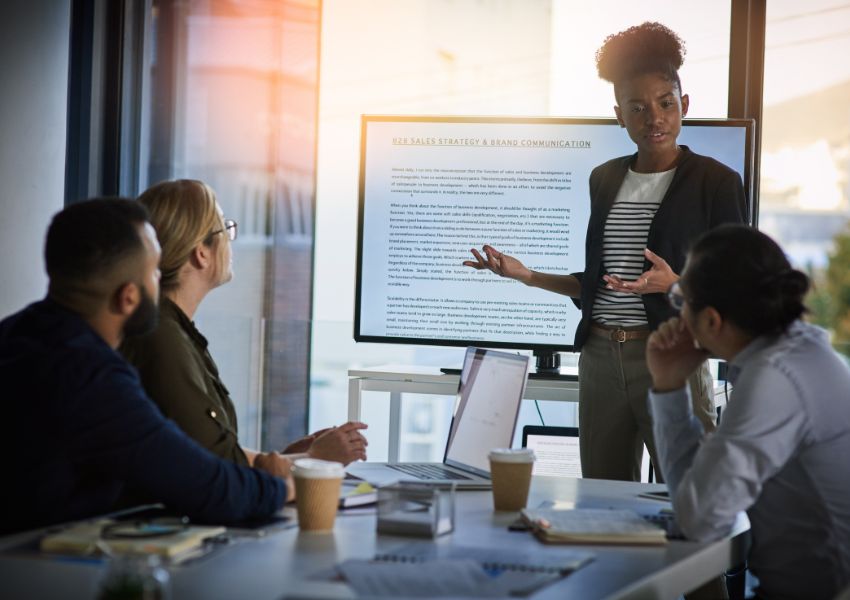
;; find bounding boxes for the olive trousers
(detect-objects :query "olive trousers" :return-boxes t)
[578,332,715,482]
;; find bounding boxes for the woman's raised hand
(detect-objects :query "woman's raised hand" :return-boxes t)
[463,245,532,284]
[603,249,678,295]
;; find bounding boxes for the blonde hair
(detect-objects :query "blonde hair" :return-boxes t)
[137,179,223,292]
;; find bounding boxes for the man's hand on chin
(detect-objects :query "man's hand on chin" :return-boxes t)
[647,317,710,393]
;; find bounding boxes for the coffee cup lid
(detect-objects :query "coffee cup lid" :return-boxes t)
[488,448,535,463]
[292,458,345,479]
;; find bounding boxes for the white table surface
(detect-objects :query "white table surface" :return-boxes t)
[0,476,749,600]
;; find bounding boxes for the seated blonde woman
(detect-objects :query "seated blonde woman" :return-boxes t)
[122,179,367,468]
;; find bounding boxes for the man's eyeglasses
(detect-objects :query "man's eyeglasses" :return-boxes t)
[210,218,238,242]
[667,281,687,312]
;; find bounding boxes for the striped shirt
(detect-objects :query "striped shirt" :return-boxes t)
[591,167,676,326]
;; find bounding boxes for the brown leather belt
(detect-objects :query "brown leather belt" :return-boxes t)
[590,324,650,343]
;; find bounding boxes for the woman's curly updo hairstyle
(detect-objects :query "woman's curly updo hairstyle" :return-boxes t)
[683,224,809,337]
[596,22,686,92]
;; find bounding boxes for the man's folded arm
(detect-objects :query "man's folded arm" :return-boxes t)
[71,366,287,522]
[649,370,806,542]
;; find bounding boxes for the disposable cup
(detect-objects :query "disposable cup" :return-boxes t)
[488,448,535,511]
[292,458,345,532]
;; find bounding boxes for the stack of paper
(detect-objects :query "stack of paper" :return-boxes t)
[521,508,668,545]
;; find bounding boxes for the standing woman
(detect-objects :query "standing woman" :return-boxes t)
[464,22,746,481]
[122,179,368,469]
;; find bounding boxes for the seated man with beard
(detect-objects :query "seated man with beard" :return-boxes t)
[0,199,292,535]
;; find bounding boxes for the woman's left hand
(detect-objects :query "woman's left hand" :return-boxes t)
[603,249,678,295]
[281,427,333,454]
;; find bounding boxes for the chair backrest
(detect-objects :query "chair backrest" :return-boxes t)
[833,582,850,600]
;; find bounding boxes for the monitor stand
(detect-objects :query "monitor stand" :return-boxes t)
[533,349,560,374]
[440,350,576,381]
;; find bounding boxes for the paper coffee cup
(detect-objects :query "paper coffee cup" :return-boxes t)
[292,458,345,532]
[489,448,535,511]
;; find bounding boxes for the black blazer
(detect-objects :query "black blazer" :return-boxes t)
[571,145,748,349]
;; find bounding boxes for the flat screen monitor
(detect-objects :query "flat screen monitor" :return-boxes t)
[355,115,755,354]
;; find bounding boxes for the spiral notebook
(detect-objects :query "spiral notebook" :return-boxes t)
[335,543,594,597]
[373,542,594,575]
[521,507,668,545]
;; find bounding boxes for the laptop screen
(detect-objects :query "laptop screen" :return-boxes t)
[444,348,530,475]
[522,426,582,478]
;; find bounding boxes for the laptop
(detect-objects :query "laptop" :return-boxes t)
[346,347,530,489]
[522,425,582,478]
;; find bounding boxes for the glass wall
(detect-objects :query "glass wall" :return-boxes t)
[760,1,850,357]
[311,0,732,462]
[143,0,320,451]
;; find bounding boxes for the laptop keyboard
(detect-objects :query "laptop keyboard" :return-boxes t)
[388,463,472,480]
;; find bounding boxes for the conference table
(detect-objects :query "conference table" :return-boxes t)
[0,476,749,600]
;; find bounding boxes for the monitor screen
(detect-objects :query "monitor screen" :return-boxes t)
[355,115,754,352]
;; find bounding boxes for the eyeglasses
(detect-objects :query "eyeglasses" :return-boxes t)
[667,281,687,312]
[210,218,238,242]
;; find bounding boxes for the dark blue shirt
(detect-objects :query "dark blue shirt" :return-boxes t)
[0,299,286,534]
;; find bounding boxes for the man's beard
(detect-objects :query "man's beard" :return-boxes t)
[123,285,159,338]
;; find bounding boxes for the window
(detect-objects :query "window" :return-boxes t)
[760,1,850,356]
[143,0,320,450]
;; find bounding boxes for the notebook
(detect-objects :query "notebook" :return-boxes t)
[339,481,378,508]
[40,519,227,559]
[521,508,668,545]
[346,347,530,489]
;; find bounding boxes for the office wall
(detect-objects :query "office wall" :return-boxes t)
[0,1,70,318]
